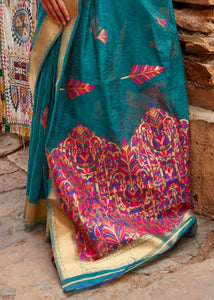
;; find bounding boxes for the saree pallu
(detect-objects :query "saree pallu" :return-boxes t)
[25,0,197,292]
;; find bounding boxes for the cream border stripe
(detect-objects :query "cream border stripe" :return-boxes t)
[29,0,79,97]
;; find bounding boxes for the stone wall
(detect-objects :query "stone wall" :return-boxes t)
[174,0,214,110]
[174,0,214,219]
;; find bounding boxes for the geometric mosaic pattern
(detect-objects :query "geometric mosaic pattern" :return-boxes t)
[9,55,29,86]
[0,0,37,137]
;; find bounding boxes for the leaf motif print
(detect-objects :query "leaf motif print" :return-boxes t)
[121,64,166,85]
[96,28,108,44]
[40,106,49,130]
[156,17,168,28]
[120,140,139,177]
[47,107,192,261]
[90,17,108,44]
[60,78,96,99]
[102,222,126,246]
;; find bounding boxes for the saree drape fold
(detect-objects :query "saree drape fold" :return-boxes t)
[25,0,197,291]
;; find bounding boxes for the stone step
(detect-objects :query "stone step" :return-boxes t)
[0,133,22,158]
[173,0,214,112]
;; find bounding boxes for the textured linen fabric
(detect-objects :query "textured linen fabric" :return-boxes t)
[25,0,197,291]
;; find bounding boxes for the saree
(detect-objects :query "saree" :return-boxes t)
[25,0,197,292]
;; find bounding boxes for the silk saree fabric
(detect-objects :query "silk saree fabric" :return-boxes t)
[25,0,197,292]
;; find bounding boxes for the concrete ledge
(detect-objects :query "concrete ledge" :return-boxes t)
[189,105,214,219]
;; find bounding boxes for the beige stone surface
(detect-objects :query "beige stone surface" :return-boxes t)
[0,231,65,300]
[189,105,214,219]
[0,159,18,176]
[127,259,214,300]
[0,134,22,158]
[0,170,27,193]
[7,146,29,172]
[175,8,214,34]
[0,189,26,217]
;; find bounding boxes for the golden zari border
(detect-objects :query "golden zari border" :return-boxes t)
[24,196,47,227]
[29,0,80,97]
[56,0,80,90]
[47,186,196,291]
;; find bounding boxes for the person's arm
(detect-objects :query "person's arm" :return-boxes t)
[40,0,70,25]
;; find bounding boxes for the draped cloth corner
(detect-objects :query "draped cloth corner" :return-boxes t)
[25,0,197,292]
[48,185,196,292]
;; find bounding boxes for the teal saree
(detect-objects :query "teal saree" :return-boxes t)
[25,0,197,292]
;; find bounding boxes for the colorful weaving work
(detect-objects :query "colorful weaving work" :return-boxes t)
[47,107,192,261]
[0,0,37,137]
[90,16,108,44]
[60,78,96,100]
[25,0,197,292]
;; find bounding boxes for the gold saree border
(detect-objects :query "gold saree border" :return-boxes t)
[24,196,47,227]
[47,186,196,289]
[56,0,80,91]
[29,0,80,97]
[29,19,61,98]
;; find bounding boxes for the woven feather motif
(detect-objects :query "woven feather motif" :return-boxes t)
[90,17,108,44]
[61,78,96,99]
[40,106,49,130]
[102,222,126,245]
[121,64,166,85]
[119,140,139,176]
[96,29,108,44]
[156,17,168,28]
